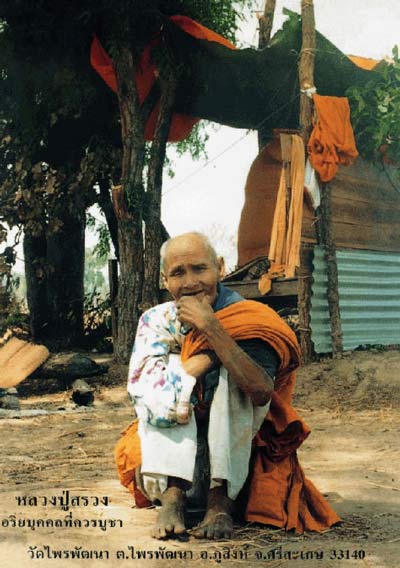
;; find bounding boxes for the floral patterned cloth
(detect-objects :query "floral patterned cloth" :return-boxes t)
[127,285,243,428]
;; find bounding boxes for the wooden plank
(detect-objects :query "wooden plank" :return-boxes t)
[302,204,318,241]
[331,180,400,206]
[336,156,397,185]
[332,221,400,251]
[160,279,299,304]
[224,278,298,299]
[301,187,400,251]
[0,338,50,389]
[331,160,400,204]
[302,198,400,238]
[280,132,292,224]
[331,197,400,225]
[302,219,400,251]
[302,235,400,253]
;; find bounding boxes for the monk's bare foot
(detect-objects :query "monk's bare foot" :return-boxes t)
[151,487,186,539]
[192,486,234,540]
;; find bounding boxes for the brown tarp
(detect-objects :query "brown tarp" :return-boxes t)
[237,132,282,267]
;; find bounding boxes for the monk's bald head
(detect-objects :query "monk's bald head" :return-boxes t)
[160,232,218,272]
[160,232,223,304]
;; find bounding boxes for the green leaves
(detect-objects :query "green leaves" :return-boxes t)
[86,211,111,261]
[347,46,400,165]
[181,0,252,45]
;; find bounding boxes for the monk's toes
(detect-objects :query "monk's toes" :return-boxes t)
[174,523,186,535]
[192,523,233,540]
[151,525,167,539]
[192,513,234,540]
[217,527,233,539]
[209,527,233,540]
[152,520,186,539]
[191,525,207,539]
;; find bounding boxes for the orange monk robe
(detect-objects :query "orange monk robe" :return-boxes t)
[115,300,341,532]
[307,94,358,183]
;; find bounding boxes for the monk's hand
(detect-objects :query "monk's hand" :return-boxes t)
[176,295,216,332]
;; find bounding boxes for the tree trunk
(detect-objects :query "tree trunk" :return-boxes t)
[114,47,146,363]
[45,203,85,348]
[115,218,144,362]
[24,203,86,349]
[141,75,176,310]
[257,0,277,150]
[23,230,48,341]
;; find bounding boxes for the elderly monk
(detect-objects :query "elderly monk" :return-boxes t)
[116,232,340,540]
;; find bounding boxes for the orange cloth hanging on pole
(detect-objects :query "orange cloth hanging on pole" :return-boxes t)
[286,135,306,277]
[268,167,288,271]
[90,15,235,142]
[115,300,341,533]
[259,134,305,294]
[307,94,358,182]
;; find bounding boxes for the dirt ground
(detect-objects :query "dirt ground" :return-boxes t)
[0,349,399,568]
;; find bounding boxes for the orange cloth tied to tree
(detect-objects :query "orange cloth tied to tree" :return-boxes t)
[90,15,235,142]
[307,94,358,182]
[115,300,340,533]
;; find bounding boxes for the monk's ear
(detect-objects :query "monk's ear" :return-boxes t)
[217,256,226,279]
[161,271,168,290]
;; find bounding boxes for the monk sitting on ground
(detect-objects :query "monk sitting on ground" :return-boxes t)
[117,231,340,540]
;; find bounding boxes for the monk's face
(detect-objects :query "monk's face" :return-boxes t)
[162,235,223,305]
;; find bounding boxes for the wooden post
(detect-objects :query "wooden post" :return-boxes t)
[298,244,315,363]
[297,1,317,362]
[258,0,276,48]
[299,0,316,146]
[298,0,342,357]
[257,0,276,150]
[318,184,343,357]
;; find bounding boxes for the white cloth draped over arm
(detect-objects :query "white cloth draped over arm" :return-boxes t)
[127,302,196,428]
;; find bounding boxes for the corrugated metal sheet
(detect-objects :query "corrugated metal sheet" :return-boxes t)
[310,247,400,353]
[310,247,332,353]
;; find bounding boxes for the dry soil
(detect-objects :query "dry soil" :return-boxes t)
[0,349,399,568]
